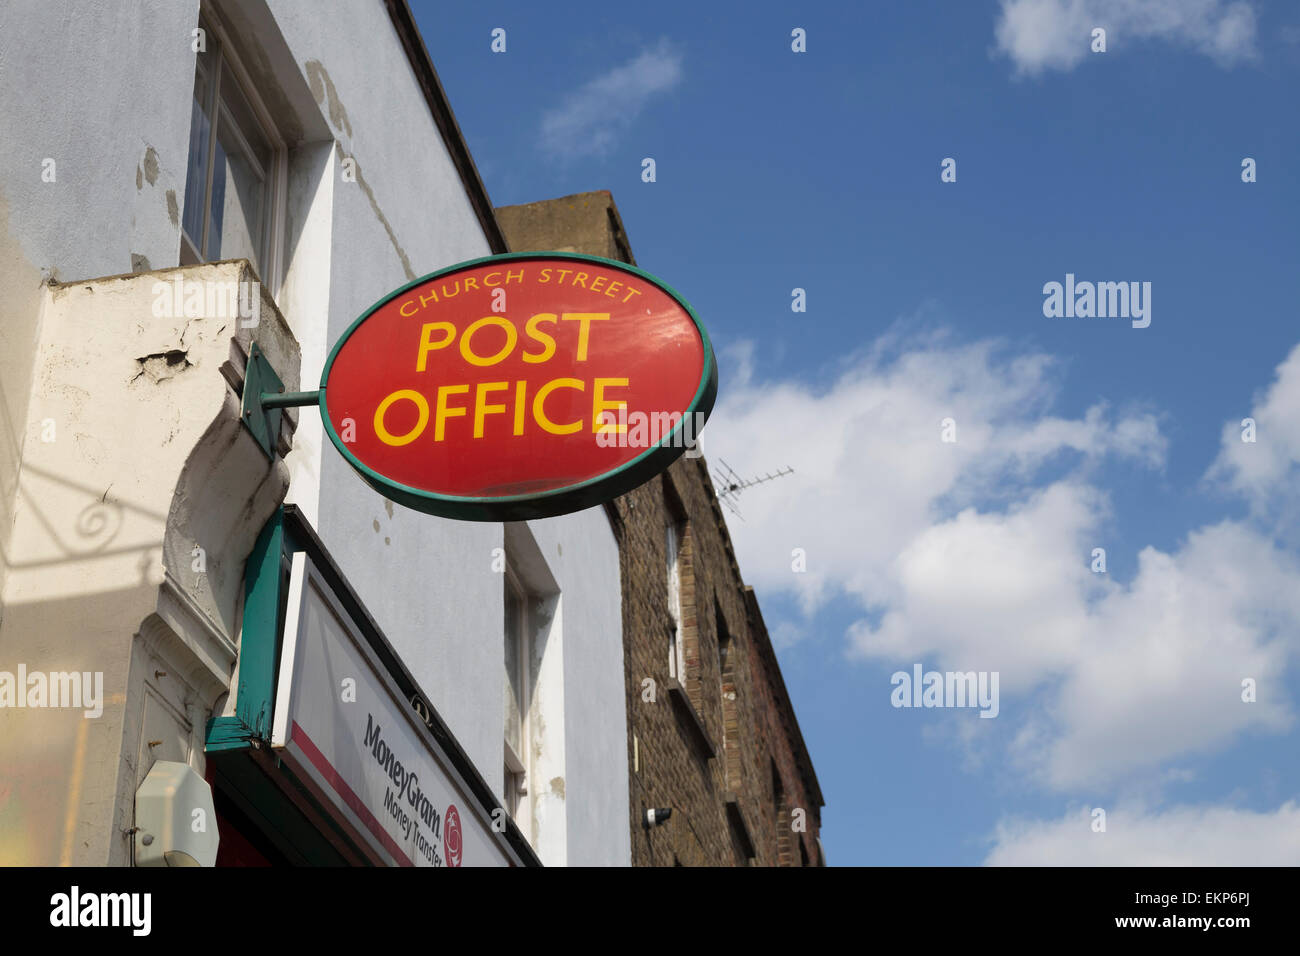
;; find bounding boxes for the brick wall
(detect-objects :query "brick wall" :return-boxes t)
[608,455,823,866]
[746,586,824,866]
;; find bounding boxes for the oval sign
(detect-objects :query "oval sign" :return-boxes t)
[320,252,717,521]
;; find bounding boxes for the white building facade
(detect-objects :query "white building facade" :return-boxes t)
[0,0,629,867]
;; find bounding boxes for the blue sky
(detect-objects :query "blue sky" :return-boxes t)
[414,0,1300,864]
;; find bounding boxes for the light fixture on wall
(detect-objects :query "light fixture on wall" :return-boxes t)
[643,807,673,828]
[134,761,220,866]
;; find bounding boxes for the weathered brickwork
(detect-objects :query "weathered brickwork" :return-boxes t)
[497,191,824,867]
[494,189,635,264]
[746,586,823,866]
[607,460,823,866]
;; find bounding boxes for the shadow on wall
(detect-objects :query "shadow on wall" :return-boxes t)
[0,188,47,609]
[3,460,168,584]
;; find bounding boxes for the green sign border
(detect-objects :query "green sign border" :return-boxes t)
[319,251,717,521]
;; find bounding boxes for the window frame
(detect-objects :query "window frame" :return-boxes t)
[182,7,288,296]
[665,518,686,682]
[503,565,531,841]
[716,604,737,787]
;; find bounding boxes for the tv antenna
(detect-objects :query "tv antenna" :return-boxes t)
[713,459,794,521]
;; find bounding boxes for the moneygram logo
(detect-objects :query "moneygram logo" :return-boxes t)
[445,805,462,867]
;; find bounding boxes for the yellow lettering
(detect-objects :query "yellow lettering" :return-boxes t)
[434,384,470,440]
[484,271,503,287]
[523,313,557,363]
[460,316,517,366]
[417,322,456,371]
[533,378,584,435]
[474,381,509,438]
[560,312,610,361]
[592,377,629,434]
[374,389,429,446]
[622,287,642,304]
[605,280,622,299]
[589,275,606,293]
[538,268,551,283]
[513,380,527,435]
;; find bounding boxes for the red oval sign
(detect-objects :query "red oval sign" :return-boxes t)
[320,253,716,520]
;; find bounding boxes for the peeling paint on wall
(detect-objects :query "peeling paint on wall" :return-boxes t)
[142,147,159,187]
[304,60,353,139]
[348,153,415,281]
[131,349,192,385]
[303,60,412,280]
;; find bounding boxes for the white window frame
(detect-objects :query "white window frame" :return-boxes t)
[666,519,686,682]
[503,565,531,842]
[182,6,288,296]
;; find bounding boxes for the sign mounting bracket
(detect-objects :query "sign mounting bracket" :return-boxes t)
[241,342,321,458]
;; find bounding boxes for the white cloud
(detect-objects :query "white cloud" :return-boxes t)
[994,0,1258,75]
[539,39,682,159]
[1206,341,1300,529]
[710,334,1163,619]
[707,331,1300,790]
[853,492,1298,791]
[851,482,1107,689]
[1010,520,1299,789]
[987,801,1300,864]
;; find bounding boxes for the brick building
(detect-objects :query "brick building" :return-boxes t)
[497,192,825,866]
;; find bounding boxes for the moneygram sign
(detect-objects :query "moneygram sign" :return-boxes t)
[272,551,522,866]
[319,253,716,520]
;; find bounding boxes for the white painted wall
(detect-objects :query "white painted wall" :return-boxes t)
[0,263,298,865]
[261,1,631,866]
[524,512,628,866]
[0,0,200,607]
[0,0,629,867]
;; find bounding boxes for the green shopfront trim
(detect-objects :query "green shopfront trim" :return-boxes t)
[204,505,539,866]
